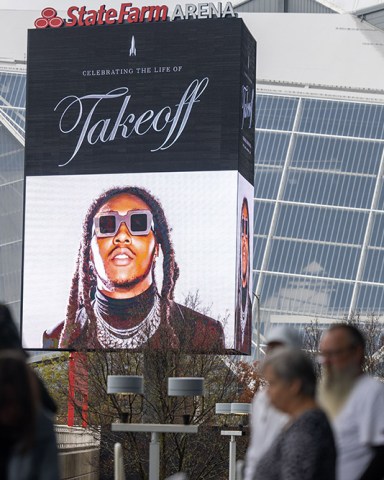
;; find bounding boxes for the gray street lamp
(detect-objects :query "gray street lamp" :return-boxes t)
[107,375,144,395]
[168,377,204,396]
[168,377,204,425]
[109,375,202,480]
[216,402,251,480]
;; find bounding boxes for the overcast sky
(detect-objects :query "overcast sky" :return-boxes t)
[1,0,224,11]
[0,0,381,12]
[1,0,181,10]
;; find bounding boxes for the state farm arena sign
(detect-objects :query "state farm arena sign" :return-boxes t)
[34,2,236,29]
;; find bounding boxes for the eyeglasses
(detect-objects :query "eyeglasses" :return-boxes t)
[93,210,153,237]
[316,345,356,363]
[241,217,249,237]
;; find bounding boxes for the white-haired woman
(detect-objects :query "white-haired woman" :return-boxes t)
[254,348,336,480]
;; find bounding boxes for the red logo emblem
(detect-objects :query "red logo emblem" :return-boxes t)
[34,7,64,28]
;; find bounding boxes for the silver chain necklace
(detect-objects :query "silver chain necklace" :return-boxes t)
[240,289,249,345]
[95,293,161,349]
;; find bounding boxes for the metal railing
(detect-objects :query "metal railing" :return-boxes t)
[54,425,101,451]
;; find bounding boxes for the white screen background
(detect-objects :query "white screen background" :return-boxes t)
[22,170,238,349]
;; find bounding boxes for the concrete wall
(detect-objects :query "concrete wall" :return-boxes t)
[59,448,100,480]
[55,425,100,480]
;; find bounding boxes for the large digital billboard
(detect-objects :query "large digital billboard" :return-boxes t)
[23,16,256,353]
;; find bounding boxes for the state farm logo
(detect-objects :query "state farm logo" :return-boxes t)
[35,7,64,28]
[34,3,236,28]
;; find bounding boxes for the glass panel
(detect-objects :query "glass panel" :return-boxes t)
[253,236,267,271]
[355,284,384,314]
[0,107,25,136]
[264,316,333,341]
[0,212,22,245]
[369,213,384,248]
[275,205,368,245]
[254,166,282,199]
[252,271,260,303]
[260,273,353,317]
[291,136,383,174]
[256,95,299,131]
[0,242,22,273]
[255,131,290,166]
[362,248,384,283]
[253,201,274,235]
[0,181,24,216]
[0,271,21,303]
[0,72,26,108]
[283,170,375,208]
[0,126,24,183]
[376,177,384,211]
[299,99,384,139]
[0,243,22,305]
[267,239,360,280]
[252,272,259,292]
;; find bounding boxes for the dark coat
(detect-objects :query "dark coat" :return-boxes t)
[0,304,57,415]
[234,293,252,354]
[43,299,225,353]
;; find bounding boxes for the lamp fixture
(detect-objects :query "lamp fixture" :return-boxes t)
[167,377,204,397]
[107,375,144,395]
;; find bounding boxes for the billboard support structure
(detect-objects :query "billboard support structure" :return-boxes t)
[67,352,89,427]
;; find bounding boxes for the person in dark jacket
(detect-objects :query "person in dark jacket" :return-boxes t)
[0,304,59,479]
[0,304,57,414]
[0,351,60,480]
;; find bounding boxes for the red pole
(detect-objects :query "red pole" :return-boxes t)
[67,352,89,427]
[67,353,75,427]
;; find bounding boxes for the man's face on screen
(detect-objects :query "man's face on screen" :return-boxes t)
[241,201,249,287]
[91,193,157,299]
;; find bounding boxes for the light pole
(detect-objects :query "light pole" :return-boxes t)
[216,403,251,480]
[108,375,203,480]
[253,292,261,361]
[221,430,244,480]
[111,423,198,480]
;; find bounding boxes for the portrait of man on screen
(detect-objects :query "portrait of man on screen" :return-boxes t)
[234,196,252,352]
[42,186,225,352]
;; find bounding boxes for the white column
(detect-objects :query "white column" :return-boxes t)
[149,432,160,480]
[229,435,237,480]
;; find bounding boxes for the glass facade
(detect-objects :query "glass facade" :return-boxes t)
[0,69,25,323]
[254,94,384,356]
[1,67,384,359]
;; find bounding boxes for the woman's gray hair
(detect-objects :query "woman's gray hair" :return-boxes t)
[263,347,317,398]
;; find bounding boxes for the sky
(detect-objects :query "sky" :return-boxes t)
[0,0,381,12]
[1,0,223,11]
[2,0,174,9]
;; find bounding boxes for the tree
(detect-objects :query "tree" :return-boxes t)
[303,319,323,377]
[235,360,264,403]
[342,311,384,377]
[303,312,384,378]
[33,352,69,424]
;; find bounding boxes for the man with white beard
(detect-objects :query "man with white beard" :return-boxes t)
[318,324,384,480]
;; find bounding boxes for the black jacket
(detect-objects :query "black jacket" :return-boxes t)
[43,296,225,353]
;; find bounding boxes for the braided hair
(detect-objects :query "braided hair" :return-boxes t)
[59,186,180,349]
[234,197,250,349]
